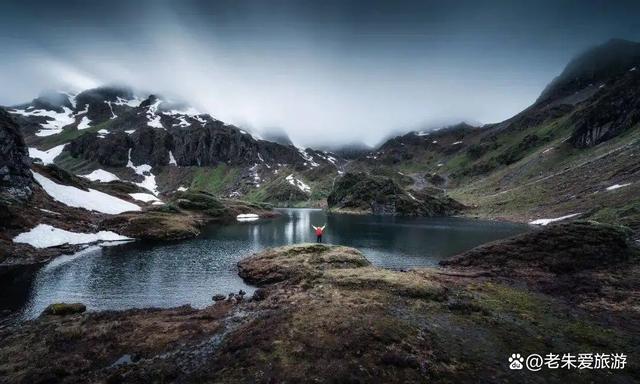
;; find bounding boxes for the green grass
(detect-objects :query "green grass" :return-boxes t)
[53,151,100,175]
[189,165,240,194]
[37,120,112,149]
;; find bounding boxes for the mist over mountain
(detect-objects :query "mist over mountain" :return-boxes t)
[2,0,640,147]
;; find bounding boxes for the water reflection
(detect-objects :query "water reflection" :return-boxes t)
[20,209,528,318]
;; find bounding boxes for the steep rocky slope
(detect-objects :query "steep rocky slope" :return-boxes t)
[6,88,344,206]
[0,108,33,203]
[327,172,463,215]
[347,39,640,233]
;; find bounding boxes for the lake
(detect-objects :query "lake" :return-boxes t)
[19,209,529,319]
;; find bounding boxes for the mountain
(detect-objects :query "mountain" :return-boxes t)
[0,108,33,204]
[6,87,345,206]
[352,39,640,235]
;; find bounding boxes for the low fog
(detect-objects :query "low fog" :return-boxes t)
[1,0,639,147]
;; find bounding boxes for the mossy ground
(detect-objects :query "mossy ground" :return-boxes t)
[1,243,638,382]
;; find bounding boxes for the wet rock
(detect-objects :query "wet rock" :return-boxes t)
[212,294,226,302]
[42,303,87,316]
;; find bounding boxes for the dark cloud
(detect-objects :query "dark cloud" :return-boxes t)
[1,0,639,146]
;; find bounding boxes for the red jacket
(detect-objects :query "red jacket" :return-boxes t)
[315,227,324,236]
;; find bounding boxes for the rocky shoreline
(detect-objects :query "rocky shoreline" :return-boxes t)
[1,222,638,383]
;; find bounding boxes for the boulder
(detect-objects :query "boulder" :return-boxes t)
[42,303,86,316]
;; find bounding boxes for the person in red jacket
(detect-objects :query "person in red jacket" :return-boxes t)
[312,224,326,243]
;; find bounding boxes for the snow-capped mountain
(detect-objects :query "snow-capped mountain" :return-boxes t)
[6,86,344,204]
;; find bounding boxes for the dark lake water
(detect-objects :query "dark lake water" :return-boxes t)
[19,209,529,319]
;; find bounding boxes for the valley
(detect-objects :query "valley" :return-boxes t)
[1,37,639,383]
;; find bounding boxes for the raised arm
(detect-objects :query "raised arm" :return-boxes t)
[321,224,326,230]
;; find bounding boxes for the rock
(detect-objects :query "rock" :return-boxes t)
[441,221,634,273]
[212,294,226,301]
[42,303,86,316]
[238,244,371,286]
[0,108,33,202]
[327,172,464,216]
[238,289,246,297]
[251,288,268,301]
[99,211,201,241]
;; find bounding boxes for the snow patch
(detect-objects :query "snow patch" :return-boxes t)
[13,224,131,249]
[177,186,188,192]
[529,213,581,226]
[127,149,159,195]
[11,107,75,136]
[286,174,311,193]
[113,96,143,107]
[297,147,319,167]
[146,99,164,129]
[237,213,259,222]
[452,141,463,145]
[169,151,177,166]
[34,172,140,214]
[81,169,120,183]
[606,183,631,191]
[129,193,161,203]
[125,130,136,135]
[249,163,261,187]
[104,101,117,119]
[28,144,66,165]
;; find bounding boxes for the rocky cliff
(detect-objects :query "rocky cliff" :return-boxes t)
[0,108,33,202]
[327,172,463,216]
[7,89,343,201]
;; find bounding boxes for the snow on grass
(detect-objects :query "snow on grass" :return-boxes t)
[11,107,75,136]
[129,193,161,203]
[80,169,120,183]
[34,172,140,214]
[177,186,188,192]
[452,141,463,145]
[169,151,177,166]
[125,129,136,135]
[606,183,632,191]
[13,224,131,249]
[529,213,581,226]
[77,116,92,130]
[127,149,158,195]
[28,144,66,165]
[286,174,311,193]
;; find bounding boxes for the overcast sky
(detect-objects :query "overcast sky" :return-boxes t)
[1,0,639,146]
